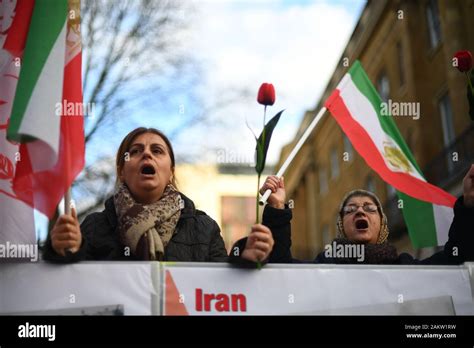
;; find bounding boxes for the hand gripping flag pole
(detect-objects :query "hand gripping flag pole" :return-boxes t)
[259,106,327,205]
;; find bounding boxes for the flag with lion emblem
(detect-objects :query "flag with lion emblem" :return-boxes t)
[324,60,456,248]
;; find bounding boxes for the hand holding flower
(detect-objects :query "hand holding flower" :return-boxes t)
[241,224,274,263]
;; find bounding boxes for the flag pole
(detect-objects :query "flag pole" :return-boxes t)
[259,106,327,205]
[64,188,72,215]
[63,187,73,255]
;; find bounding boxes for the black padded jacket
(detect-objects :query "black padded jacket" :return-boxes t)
[43,193,251,263]
[267,196,474,265]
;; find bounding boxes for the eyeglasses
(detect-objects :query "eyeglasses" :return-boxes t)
[342,203,378,215]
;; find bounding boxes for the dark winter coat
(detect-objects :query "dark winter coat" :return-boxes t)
[43,193,252,264]
[267,196,474,265]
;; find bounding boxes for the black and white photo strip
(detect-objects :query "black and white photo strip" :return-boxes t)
[0,0,473,345]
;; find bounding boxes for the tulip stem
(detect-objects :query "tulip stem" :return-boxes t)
[263,105,267,129]
[256,174,261,224]
[466,72,474,96]
[255,105,268,268]
[256,175,263,267]
[256,107,267,224]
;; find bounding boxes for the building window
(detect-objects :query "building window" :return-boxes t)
[366,176,376,194]
[319,168,328,195]
[438,92,455,148]
[426,0,442,49]
[343,135,353,161]
[221,196,256,251]
[397,41,405,87]
[386,184,397,198]
[330,148,339,179]
[322,224,331,246]
[377,71,390,102]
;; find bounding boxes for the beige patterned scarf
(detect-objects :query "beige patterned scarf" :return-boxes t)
[114,183,182,260]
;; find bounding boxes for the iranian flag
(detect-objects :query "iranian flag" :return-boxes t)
[1,0,84,238]
[0,0,36,244]
[324,61,456,248]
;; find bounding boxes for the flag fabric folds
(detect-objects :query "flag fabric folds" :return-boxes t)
[0,0,84,244]
[325,60,456,247]
[7,0,85,219]
[0,0,36,244]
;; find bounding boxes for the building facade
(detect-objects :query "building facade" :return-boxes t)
[176,163,273,252]
[277,0,474,260]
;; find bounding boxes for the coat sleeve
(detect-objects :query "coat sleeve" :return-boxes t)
[442,196,474,263]
[263,204,294,263]
[208,219,230,262]
[42,214,96,263]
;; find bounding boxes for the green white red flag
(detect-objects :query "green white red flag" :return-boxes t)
[0,0,36,244]
[0,0,84,244]
[325,60,456,248]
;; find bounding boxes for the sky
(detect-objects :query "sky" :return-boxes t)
[85,0,366,167]
[36,0,366,240]
[174,0,366,165]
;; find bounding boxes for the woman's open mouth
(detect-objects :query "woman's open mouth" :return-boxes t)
[355,219,369,230]
[140,164,156,176]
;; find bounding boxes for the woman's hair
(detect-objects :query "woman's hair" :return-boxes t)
[115,127,177,187]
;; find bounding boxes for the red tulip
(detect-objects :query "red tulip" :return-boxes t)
[454,50,472,72]
[257,83,276,106]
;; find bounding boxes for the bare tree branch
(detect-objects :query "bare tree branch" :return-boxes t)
[73,1,253,220]
[73,0,197,217]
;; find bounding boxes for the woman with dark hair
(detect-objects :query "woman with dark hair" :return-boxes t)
[44,127,273,264]
[263,165,474,265]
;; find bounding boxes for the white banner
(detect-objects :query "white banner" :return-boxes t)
[163,263,474,315]
[1,262,473,315]
[0,262,159,315]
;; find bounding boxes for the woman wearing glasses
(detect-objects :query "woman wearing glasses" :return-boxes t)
[261,165,474,264]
